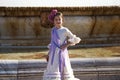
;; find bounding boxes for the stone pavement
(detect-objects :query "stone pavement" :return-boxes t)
[0,58,120,80]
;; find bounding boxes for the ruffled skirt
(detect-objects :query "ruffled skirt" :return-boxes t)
[43,71,80,80]
[43,48,80,80]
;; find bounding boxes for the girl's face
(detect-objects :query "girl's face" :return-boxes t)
[54,15,63,28]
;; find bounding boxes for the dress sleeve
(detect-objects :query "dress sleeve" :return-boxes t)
[65,28,81,46]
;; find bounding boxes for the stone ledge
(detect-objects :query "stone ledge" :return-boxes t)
[0,6,120,16]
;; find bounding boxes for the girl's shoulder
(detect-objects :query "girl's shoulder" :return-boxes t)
[61,26,69,31]
[58,27,70,33]
[51,26,70,32]
[62,27,71,33]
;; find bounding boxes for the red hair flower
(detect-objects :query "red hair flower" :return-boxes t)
[48,9,58,23]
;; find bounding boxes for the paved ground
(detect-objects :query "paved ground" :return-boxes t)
[0,46,120,59]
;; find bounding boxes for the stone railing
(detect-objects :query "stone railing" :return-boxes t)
[0,58,120,80]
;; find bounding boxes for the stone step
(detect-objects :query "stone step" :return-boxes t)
[0,43,120,49]
[0,58,120,80]
[0,37,120,46]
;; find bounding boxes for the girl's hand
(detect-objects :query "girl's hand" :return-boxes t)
[60,41,71,50]
[46,51,50,62]
[46,55,49,62]
[60,44,68,50]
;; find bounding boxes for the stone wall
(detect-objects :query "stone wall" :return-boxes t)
[0,7,120,47]
[0,17,51,46]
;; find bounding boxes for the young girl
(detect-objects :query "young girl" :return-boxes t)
[43,9,81,80]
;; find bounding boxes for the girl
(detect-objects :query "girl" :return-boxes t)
[43,9,81,80]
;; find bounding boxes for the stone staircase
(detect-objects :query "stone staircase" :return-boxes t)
[0,58,120,80]
[0,36,120,48]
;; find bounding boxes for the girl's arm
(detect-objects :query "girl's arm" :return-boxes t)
[60,28,81,50]
[46,44,51,62]
[60,41,71,50]
[65,28,81,45]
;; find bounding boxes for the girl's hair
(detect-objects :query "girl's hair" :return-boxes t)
[48,9,63,23]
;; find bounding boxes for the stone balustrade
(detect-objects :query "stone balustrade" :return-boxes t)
[0,58,120,80]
